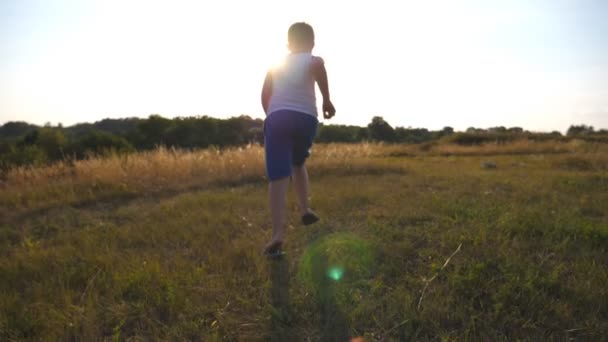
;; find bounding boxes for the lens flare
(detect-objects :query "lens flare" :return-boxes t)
[298,233,374,291]
[327,266,344,281]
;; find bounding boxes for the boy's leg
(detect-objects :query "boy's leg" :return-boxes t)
[267,177,290,248]
[292,113,319,225]
[293,164,313,216]
[263,111,293,254]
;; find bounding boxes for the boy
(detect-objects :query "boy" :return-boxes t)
[261,22,336,257]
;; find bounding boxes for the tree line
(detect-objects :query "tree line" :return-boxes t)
[0,114,606,171]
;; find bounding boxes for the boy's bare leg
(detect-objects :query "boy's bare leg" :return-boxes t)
[293,165,314,216]
[266,177,290,251]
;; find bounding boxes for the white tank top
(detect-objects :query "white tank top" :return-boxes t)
[267,52,317,117]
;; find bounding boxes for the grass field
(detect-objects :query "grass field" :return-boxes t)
[1,140,607,340]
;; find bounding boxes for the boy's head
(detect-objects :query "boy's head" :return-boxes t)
[288,22,315,52]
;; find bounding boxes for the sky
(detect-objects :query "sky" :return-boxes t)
[1,0,607,132]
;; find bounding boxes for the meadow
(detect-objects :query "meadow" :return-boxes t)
[0,139,607,341]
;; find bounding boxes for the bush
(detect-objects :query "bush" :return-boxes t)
[0,144,48,171]
[443,132,520,145]
[68,130,135,158]
[316,125,362,143]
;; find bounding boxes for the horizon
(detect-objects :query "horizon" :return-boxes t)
[2,0,608,132]
[0,113,599,134]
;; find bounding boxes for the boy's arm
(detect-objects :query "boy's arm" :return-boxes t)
[311,57,335,119]
[261,71,273,115]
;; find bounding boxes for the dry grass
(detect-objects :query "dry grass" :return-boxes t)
[0,143,399,214]
[1,140,605,216]
[386,138,600,157]
[430,139,582,155]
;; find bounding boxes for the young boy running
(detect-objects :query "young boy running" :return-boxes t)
[261,22,336,257]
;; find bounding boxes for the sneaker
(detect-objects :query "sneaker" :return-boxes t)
[301,211,320,225]
[263,240,285,259]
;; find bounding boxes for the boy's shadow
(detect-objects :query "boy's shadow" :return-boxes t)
[269,256,293,341]
[270,251,349,342]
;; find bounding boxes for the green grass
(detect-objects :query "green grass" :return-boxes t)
[1,143,607,340]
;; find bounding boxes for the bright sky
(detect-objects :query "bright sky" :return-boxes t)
[1,0,607,132]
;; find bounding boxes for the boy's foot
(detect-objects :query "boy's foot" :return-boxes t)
[263,240,285,259]
[301,211,320,226]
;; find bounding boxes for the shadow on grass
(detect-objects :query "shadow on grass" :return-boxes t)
[269,256,293,341]
[310,251,350,341]
[269,251,350,342]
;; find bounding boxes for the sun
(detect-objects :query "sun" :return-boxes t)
[270,56,286,71]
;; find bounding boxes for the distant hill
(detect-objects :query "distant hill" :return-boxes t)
[65,118,143,138]
[0,121,39,140]
[0,118,143,141]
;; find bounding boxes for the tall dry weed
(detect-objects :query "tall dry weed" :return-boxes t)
[0,143,394,212]
[1,140,604,214]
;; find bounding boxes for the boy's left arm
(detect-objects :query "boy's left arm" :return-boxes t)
[261,71,273,115]
[311,57,335,119]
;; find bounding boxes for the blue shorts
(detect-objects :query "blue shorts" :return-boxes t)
[264,110,318,181]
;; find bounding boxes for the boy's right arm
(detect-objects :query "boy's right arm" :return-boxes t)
[311,57,335,119]
[261,71,272,115]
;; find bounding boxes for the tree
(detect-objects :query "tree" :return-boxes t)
[567,124,594,136]
[441,126,454,135]
[316,124,360,143]
[136,115,174,149]
[19,127,68,161]
[0,121,38,140]
[489,126,507,133]
[394,127,433,143]
[508,127,523,134]
[356,127,370,141]
[69,130,134,158]
[164,117,203,149]
[549,131,562,137]
[367,116,395,142]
